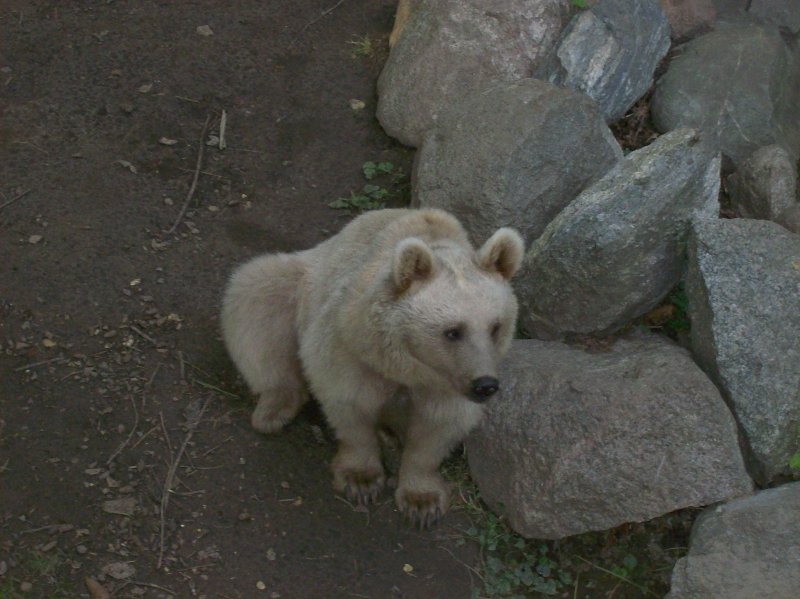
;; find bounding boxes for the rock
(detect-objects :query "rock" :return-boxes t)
[518,128,720,339]
[667,482,800,599]
[101,562,135,580]
[777,204,800,234]
[412,78,622,247]
[726,145,798,221]
[466,335,753,540]
[376,0,572,147]
[749,0,800,33]
[101,496,137,517]
[712,0,747,17]
[538,0,670,121]
[686,218,800,483]
[651,19,800,167]
[658,0,715,39]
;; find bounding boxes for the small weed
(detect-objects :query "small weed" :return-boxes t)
[0,549,77,598]
[0,579,16,599]
[448,460,572,598]
[790,427,800,476]
[663,283,690,335]
[570,0,589,8]
[362,160,395,180]
[330,160,408,211]
[347,35,373,58]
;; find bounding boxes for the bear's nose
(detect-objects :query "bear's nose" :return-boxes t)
[470,376,499,402]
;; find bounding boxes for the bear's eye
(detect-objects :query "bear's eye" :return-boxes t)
[491,322,501,339]
[444,327,463,341]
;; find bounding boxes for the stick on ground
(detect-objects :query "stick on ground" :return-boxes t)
[157,397,210,569]
[106,395,140,465]
[166,115,212,235]
[0,188,31,212]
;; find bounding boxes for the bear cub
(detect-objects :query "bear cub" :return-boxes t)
[221,208,524,527]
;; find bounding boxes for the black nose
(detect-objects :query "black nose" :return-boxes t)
[470,376,499,402]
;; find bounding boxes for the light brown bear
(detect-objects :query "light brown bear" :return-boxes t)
[221,209,523,527]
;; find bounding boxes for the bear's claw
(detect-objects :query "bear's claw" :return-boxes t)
[337,468,385,506]
[396,489,448,530]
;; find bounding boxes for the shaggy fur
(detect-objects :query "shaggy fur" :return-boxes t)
[221,208,524,526]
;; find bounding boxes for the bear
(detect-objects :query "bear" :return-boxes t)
[221,208,524,527]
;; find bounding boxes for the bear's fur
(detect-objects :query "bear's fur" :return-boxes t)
[221,208,524,526]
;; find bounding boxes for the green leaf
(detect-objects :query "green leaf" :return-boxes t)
[623,554,638,571]
[571,0,588,8]
[789,452,800,470]
[362,161,377,179]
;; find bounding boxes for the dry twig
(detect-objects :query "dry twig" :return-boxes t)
[166,114,212,234]
[296,0,345,38]
[0,188,31,211]
[106,395,140,465]
[157,397,210,569]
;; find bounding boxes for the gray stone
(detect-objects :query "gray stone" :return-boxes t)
[687,218,800,483]
[749,0,800,33]
[466,335,753,540]
[712,0,747,17]
[518,128,720,339]
[413,78,622,247]
[538,0,670,122]
[659,0,716,39]
[377,0,571,147]
[667,482,800,599]
[777,203,800,234]
[726,145,798,221]
[651,19,800,166]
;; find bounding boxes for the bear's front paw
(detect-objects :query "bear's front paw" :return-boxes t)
[333,467,386,506]
[396,478,450,529]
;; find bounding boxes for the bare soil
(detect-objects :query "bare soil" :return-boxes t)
[0,2,691,598]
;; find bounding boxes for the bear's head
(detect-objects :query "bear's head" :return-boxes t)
[389,228,524,402]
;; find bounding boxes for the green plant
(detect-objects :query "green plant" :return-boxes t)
[570,0,589,8]
[362,161,394,180]
[330,160,407,211]
[462,512,572,597]
[347,35,373,58]
[451,471,573,598]
[790,453,800,470]
[663,283,690,335]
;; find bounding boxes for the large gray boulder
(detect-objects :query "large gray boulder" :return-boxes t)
[651,19,800,166]
[538,0,670,122]
[726,145,798,221]
[518,128,720,339]
[466,335,753,540]
[687,218,800,483]
[413,78,622,247]
[377,0,571,147]
[777,204,800,234]
[749,0,800,33]
[658,0,715,39]
[667,482,800,599]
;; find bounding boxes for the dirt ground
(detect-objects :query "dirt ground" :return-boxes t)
[0,2,691,598]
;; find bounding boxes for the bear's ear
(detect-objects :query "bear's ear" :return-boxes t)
[392,237,434,293]
[478,228,525,280]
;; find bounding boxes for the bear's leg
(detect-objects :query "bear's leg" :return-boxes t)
[221,253,309,434]
[396,392,484,528]
[314,375,395,505]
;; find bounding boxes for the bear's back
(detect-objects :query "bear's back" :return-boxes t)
[298,209,471,332]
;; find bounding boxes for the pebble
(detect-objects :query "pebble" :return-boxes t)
[28,235,42,244]
[20,581,32,592]
[76,545,88,554]
[256,581,266,590]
